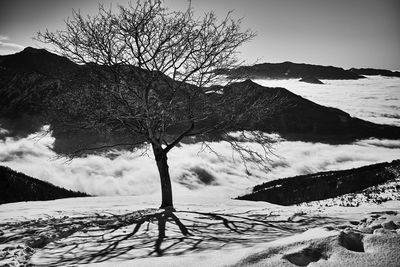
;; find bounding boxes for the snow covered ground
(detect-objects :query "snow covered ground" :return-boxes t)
[1,196,399,266]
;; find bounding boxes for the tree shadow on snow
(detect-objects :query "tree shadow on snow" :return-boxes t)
[0,208,346,266]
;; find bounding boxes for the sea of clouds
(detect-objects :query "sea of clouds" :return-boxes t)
[254,75,400,126]
[0,76,399,198]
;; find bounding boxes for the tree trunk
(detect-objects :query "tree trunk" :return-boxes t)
[152,143,174,209]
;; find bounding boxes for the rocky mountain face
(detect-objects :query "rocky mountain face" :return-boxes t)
[1,47,400,150]
[237,160,400,205]
[218,61,364,80]
[0,165,89,204]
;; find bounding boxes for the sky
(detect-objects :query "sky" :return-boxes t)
[0,0,399,69]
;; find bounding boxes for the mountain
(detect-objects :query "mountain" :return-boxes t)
[0,165,89,204]
[0,47,81,136]
[217,61,364,80]
[1,47,399,148]
[349,68,400,78]
[237,160,400,205]
[48,79,400,152]
[221,80,400,142]
[0,47,78,77]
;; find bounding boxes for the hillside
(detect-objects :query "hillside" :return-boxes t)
[0,48,80,136]
[0,165,89,204]
[0,47,78,77]
[349,68,400,78]
[1,48,400,149]
[218,61,364,80]
[220,80,400,142]
[237,160,400,205]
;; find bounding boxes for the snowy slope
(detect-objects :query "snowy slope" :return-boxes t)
[1,196,399,266]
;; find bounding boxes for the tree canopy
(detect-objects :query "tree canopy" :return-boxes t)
[37,0,275,208]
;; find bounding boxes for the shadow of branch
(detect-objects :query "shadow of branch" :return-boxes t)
[0,208,345,266]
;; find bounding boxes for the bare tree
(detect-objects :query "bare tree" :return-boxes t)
[37,0,274,209]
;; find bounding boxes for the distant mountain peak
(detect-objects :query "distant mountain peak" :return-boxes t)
[0,46,77,76]
[22,46,48,53]
[222,61,364,80]
[349,68,400,78]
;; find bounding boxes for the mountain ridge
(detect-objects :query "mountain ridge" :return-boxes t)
[0,47,78,77]
[349,68,400,78]
[1,47,399,151]
[217,61,365,80]
[221,79,400,142]
[237,159,400,205]
[0,165,89,204]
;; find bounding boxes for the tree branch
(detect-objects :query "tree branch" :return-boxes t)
[164,121,194,153]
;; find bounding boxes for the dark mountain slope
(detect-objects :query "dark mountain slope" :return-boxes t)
[0,165,89,204]
[237,160,400,205]
[218,61,364,80]
[0,48,80,136]
[0,47,78,77]
[1,47,399,147]
[221,80,400,142]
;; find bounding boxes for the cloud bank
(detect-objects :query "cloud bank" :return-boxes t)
[1,127,399,199]
[254,76,400,126]
[0,36,24,55]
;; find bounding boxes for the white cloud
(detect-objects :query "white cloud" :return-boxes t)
[0,35,10,41]
[0,39,24,54]
[254,76,400,126]
[1,127,399,199]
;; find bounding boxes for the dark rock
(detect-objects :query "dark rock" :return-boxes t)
[385,211,397,215]
[338,231,364,252]
[370,223,383,230]
[382,221,398,230]
[283,246,328,266]
[299,76,324,84]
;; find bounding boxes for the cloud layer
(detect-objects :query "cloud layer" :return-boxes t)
[254,76,400,126]
[1,127,399,199]
[0,35,24,55]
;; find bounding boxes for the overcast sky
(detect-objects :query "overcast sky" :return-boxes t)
[0,0,399,69]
